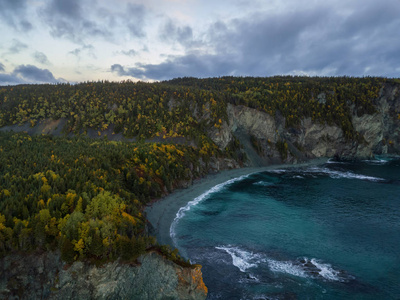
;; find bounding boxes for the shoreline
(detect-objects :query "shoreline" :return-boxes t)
[145,157,329,248]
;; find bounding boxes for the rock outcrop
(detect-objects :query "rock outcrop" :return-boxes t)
[0,252,207,300]
[209,83,400,164]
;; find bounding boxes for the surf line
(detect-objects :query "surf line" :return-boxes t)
[169,173,251,246]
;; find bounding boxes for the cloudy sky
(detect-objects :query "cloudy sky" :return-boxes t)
[0,0,399,85]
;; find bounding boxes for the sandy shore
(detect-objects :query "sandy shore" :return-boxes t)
[145,158,328,247]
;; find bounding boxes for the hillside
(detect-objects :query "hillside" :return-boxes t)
[1,76,400,299]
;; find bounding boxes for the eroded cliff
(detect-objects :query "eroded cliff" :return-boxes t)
[209,83,400,164]
[0,252,207,300]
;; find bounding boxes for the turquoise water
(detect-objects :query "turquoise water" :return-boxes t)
[171,159,400,299]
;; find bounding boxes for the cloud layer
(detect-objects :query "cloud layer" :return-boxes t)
[0,64,60,85]
[0,0,399,84]
[112,0,400,80]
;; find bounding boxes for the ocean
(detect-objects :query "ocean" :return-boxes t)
[170,158,400,299]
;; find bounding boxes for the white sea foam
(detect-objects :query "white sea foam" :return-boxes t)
[267,259,308,278]
[170,174,250,244]
[253,181,275,186]
[214,246,352,283]
[309,258,341,281]
[215,246,265,272]
[238,273,261,283]
[248,273,260,282]
[268,169,287,174]
[300,257,355,282]
[326,159,349,164]
[307,167,385,182]
[268,166,384,182]
[363,159,389,165]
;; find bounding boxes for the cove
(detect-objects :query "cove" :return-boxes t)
[165,158,400,299]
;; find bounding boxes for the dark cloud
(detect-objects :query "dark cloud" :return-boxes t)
[47,0,81,20]
[12,65,57,83]
[33,51,51,65]
[159,19,193,46]
[0,62,5,72]
[0,73,24,86]
[113,0,400,80]
[40,1,147,44]
[111,64,126,76]
[41,0,111,43]
[68,45,96,59]
[0,64,61,85]
[0,0,33,31]
[125,3,146,38]
[111,53,235,80]
[120,49,137,57]
[8,39,28,54]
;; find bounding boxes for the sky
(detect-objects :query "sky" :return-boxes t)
[0,0,399,85]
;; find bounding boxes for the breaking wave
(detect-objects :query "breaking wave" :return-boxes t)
[269,167,385,182]
[170,174,251,244]
[215,246,265,272]
[216,246,354,282]
[253,181,275,186]
[363,159,390,165]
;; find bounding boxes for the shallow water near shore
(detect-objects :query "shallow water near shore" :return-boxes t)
[171,158,400,299]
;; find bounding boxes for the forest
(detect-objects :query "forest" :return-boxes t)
[0,131,225,264]
[0,76,391,264]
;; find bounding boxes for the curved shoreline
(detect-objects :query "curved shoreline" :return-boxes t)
[145,158,328,248]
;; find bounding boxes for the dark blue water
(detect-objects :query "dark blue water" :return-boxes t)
[171,158,400,299]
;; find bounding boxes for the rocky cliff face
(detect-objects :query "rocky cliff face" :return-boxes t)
[210,83,400,164]
[0,252,207,300]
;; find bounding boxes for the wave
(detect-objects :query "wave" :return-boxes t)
[238,273,261,283]
[253,181,275,186]
[299,258,355,282]
[267,258,308,278]
[268,169,287,174]
[326,158,349,164]
[307,167,385,182]
[268,256,354,282]
[363,159,389,165]
[215,245,354,282]
[170,174,251,243]
[269,167,384,182]
[215,246,265,272]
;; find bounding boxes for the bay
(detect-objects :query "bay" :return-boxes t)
[171,158,400,299]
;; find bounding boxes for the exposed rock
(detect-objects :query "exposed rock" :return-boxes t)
[317,92,327,104]
[299,118,345,158]
[209,104,277,150]
[208,83,400,162]
[352,113,383,157]
[0,252,207,300]
[0,118,67,136]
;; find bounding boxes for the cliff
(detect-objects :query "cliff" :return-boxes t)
[2,82,399,164]
[0,251,207,300]
[209,82,400,164]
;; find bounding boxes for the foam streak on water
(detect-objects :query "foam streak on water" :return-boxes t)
[267,258,308,278]
[215,246,350,282]
[215,246,264,272]
[170,174,250,244]
[309,258,342,281]
[269,167,385,182]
